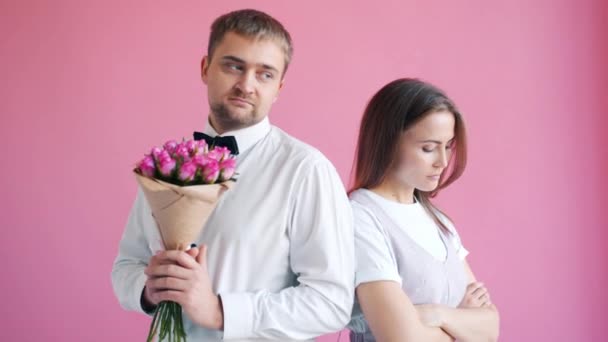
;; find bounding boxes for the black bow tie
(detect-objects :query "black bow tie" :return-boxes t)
[193,131,239,155]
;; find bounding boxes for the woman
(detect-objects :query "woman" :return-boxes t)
[348,78,499,341]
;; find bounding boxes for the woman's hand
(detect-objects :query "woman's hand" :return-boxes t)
[458,282,491,308]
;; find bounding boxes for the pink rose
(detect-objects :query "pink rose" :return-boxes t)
[151,147,163,161]
[201,159,220,183]
[193,154,212,167]
[207,147,231,161]
[158,151,176,177]
[163,140,179,154]
[178,161,197,183]
[175,145,191,162]
[136,137,238,186]
[196,140,209,154]
[216,146,232,161]
[219,157,236,181]
[206,149,221,161]
[185,140,198,154]
[138,155,156,177]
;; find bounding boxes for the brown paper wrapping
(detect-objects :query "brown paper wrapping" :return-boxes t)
[134,172,234,251]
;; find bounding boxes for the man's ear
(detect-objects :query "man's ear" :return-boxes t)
[274,79,285,103]
[201,56,210,84]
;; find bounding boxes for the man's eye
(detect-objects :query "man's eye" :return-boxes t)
[225,63,242,72]
[260,72,274,80]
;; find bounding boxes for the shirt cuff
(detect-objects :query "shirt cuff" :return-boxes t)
[355,268,402,287]
[140,286,157,316]
[219,292,254,339]
[131,272,149,315]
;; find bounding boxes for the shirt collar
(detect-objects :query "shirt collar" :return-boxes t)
[203,117,271,154]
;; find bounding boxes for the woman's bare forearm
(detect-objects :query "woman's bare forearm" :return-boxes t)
[438,304,500,342]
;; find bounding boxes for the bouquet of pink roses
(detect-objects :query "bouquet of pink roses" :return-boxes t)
[134,138,236,342]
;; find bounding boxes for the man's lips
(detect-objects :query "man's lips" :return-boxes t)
[228,97,253,107]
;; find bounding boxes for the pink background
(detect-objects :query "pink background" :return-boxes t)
[2,1,607,341]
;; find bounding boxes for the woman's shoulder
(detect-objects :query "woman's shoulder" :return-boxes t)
[349,189,384,229]
[432,209,458,234]
[432,208,469,257]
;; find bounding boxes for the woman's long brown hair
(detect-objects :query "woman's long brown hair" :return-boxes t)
[350,78,467,233]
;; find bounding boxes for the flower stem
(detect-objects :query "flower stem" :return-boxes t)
[147,302,162,342]
[146,301,187,342]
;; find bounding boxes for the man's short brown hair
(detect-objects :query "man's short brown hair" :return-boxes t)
[208,9,294,75]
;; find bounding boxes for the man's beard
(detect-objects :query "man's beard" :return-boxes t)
[210,100,258,133]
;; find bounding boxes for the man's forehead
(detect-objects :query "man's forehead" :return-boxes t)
[213,33,286,70]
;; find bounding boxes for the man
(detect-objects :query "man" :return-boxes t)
[112,9,354,341]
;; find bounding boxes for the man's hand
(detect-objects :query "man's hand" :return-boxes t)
[143,245,224,330]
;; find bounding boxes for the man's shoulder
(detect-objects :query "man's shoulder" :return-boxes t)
[269,126,331,166]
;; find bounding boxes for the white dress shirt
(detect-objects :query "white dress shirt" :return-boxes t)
[112,117,354,341]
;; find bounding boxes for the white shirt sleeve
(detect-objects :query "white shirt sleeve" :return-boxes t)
[220,159,355,340]
[438,213,469,260]
[452,231,469,260]
[352,201,402,287]
[111,188,160,315]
